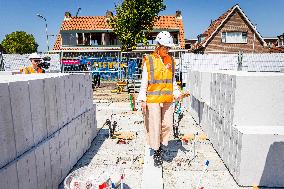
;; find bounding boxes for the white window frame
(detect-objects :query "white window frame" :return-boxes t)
[279,36,284,47]
[221,31,248,44]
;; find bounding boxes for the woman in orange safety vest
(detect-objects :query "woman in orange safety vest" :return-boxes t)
[137,31,187,167]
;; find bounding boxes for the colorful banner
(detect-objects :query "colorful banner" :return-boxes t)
[62,59,80,65]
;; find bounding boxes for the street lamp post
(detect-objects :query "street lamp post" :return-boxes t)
[37,13,49,52]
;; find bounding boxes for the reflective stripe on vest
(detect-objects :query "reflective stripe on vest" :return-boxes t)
[146,54,175,103]
[147,90,172,95]
[25,67,31,74]
[148,55,175,85]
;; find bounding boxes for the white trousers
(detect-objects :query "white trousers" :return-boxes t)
[144,103,173,150]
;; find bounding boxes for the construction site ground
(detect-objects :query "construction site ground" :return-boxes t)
[59,82,275,189]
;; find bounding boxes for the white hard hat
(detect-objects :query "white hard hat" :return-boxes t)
[155,31,175,48]
[29,53,41,60]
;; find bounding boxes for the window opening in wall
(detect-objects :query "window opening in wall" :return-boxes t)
[90,33,102,46]
[84,33,91,45]
[198,35,206,43]
[221,32,247,43]
[77,33,84,45]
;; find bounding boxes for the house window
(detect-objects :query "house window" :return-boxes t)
[90,33,102,46]
[279,36,284,47]
[221,32,247,43]
[61,33,77,46]
[84,33,91,45]
[77,33,84,45]
[198,36,206,43]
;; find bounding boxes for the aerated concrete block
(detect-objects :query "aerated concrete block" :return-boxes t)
[65,75,74,122]
[34,140,52,189]
[189,95,199,124]
[69,131,78,167]
[72,74,80,117]
[232,73,284,126]
[9,80,34,156]
[88,104,97,143]
[29,78,48,145]
[44,77,59,136]
[234,126,284,187]
[56,75,68,127]
[49,133,61,189]
[200,71,212,105]
[0,82,17,168]
[58,126,70,182]
[16,151,38,189]
[0,163,19,189]
[75,116,84,160]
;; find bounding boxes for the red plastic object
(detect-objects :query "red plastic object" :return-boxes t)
[99,182,107,189]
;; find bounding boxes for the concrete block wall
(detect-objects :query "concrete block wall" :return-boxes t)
[0,73,97,189]
[187,70,284,187]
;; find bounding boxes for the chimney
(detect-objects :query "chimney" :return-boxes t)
[106,10,113,18]
[176,10,182,19]
[64,12,72,21]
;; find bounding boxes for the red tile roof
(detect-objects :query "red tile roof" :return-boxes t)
[269,46,284,53]
[197,7,233,48]
[61,16,110,30]
[193,4,266,50]
[54,15,185,50]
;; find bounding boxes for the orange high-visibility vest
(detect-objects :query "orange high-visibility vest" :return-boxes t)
[145,54,175,103]
[20,66,43,74]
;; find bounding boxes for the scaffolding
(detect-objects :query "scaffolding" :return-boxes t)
[56,49,188,84]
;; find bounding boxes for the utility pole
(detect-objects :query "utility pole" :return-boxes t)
[37,13,50,52]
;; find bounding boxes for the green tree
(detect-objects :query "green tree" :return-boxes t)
[1,31,38,54]
[108,0,166,51]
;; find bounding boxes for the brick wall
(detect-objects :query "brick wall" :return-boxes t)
[204,10,268,53]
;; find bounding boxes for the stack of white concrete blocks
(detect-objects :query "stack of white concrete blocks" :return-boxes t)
[0,73,97,189]
[187,70,284,187]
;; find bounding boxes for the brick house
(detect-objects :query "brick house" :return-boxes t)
[277,33,284,47]
[53,11,185,53]
[269,33,284,53]
[192,4,268,53]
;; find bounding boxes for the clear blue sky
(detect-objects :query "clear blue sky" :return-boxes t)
[0,0,283,52]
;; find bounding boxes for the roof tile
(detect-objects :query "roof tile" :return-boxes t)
[54,15,185,50]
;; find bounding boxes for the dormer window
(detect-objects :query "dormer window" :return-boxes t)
[198,34,207,43]
[221,32,247,43]
[278,36,284,47]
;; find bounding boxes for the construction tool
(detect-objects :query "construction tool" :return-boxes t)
[173,100,184,138]
[173,92,190,138]
[103,119,118,139]
[103,119,112,138]
[195,160,210,189]
[129,94,137,111]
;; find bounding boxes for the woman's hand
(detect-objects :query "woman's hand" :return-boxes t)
[141,101,147,114]
[178,92,190,101]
